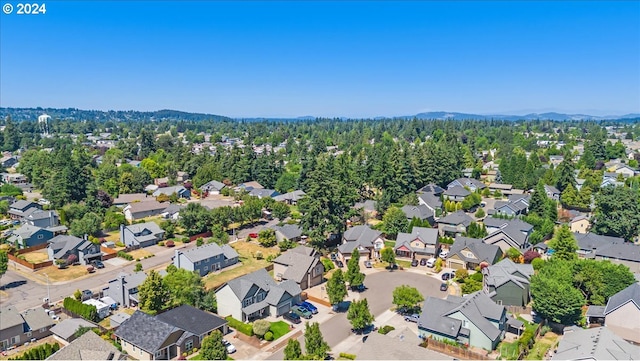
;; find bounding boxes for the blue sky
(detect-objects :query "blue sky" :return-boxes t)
[1,1,639,118]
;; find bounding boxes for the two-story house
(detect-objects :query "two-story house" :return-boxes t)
[482,218,534,255]
[200,180,226,195]
[394,227,439,260]
[215,268,302,322]
[0,306,54,350]
[401,205,435,226]
[120,222,165,248]
[482,258,534,306]
[418,292,507,350]
[173,243,239,276]
[273,190,306,205]
[338,225,385,262]
[8,225,54,249]
[272,246,324,290]
[447,236,503,270]
[437,211,474,237]
[103,272,148,308]
[602,283,640,344]
[447,178,487,193]
[443,186,471,202]
[7,200,42,220]
[47,235,102,266]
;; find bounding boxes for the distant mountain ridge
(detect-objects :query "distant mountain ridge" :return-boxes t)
[1,107,638,122]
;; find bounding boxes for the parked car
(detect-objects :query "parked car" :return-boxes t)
[404,314,420,323]
[330,253,337,261]
[335,260,344,268]
[91,260,105,269]
[439,250,449,259]
[440,282,449,291]
[419,258,427,266]
[411,259,419,267]
[284,311,302,324]
[425,258,437,268]
[249,232,258,239]
[364,260,372,268]
[351,284,366,292]
[292,305,312,319]
[351,324,378,335]
[297,301,318,314]
[222,339,236,354]
[441,272,454,281]
[81,290,93,301]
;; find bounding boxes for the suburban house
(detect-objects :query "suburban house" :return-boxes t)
[417,183,445,195]
[47,235,102,265]
[569,215,590,233]
[215,268,302,322]
[273,246,324,290]
[103,272,148,308]
[573,232,625,258]
[8,225,54,249]
[173,243,239,276]
[237,181,264,192]
[154,177,169,188]
[0,155,18,168]
[120,222,165,248]
[417,292,507,350]
[447,178,487,192]
[338,225,385,261]
[437,211,474,237]
[50,318,96,344]
[443,186,471,202]
[1,172,27,185]
[7,200,42,220]
[543,185,561,201]
[152,185,191,199]
[351,327,445,360]
[0,306,55,350]
[549,155,564,166]
[593,243,640,273]
[115,305,228,360]
[160,204,183,220]
[123,200,170,222]
[200,180,226,195]
[483,218,534,255]
[393,227,439,260]
[24,210,61,229]
[482,259,534,306]
[113,193,154,207]
[417,192,443,214]
[488,183,513,194]
[491,195,530,217]
[272,224,303,243]
[48,328,127,360]
[447,237,503,270]
[401,205,435,226]
[602,283,640,344]
[273,190,306,205]
[248,188,280,199]
[613,164,637,178]
[551,326,640,361]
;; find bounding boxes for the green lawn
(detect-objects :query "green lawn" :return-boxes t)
[498,340,519,360]
[384,240,395,248]
[269,321,291,340]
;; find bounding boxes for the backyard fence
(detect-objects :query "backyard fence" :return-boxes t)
[100,246,118,260]
[506,305,533,315]
[421,338,490,360]
[8,253,53,270]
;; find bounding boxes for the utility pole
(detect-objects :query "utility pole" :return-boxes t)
[43,273,50,307]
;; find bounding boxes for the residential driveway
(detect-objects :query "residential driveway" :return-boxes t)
[224,330,260,360]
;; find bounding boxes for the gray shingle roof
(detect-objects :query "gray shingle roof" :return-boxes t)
[126,200,169,214]
[273,249,319,283]
[342,225,381,248]
[21,308,54,331]
[273,190,306,203]
[444,186,470,197]
[418,192,442,209]
[273,224,303,240]
[552,326,640,361]
[419,292,504,342]
[544,184,560,195]
[482,258,533,289]
[248,188,279,198]
[438,211,473,227]
[178,242,238,264]
[605,283,640,315]
[50,318,95,340]
[395,227,439,254]
[353,327,445,360]
[48,329,126,360]
[201,180,226,192]
[484,223,529,248]
[126,221,163,235]
[401,205,434,221]
[12,224,45,238]
[27,210,58,221]
[449,236,501,264]
[152,186,187,197]
[0,306,24,331]
[417,183,445,195]
[353,200,377,212]
[448,178,486,190]
[48,235,89,259]
[113,193,152,205]
[10,199,37,211]
[114,311,181,353]
[155,305,227,336]
[222,268,301,306]
[596,243,640,262]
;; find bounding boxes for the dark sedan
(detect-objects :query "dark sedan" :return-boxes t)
[284,311,301,324]
[441,272,455,281]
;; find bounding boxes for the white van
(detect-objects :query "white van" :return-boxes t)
[426,258,437,268]
[439,250,449,259]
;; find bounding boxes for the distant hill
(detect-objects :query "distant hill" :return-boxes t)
[0,107,637,122]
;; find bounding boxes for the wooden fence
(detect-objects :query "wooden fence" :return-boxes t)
[100,246,118,260]
[189,231,213,241]
[15,243,49,254]
[506,305,533,315]
[304,293,331,308]
[8,253,53,270]
[421,338,490,360]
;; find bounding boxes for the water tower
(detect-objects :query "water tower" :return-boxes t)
[38,114,51,135]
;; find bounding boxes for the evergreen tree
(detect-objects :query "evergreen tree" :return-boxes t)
[284,339,302,360]
[345,249,365,288]
[304,322,330,360]
[529,181,549,217]
[548,225,578,262]
[138,270,170,315]
[555,158,577,192]
[326,269,347,306]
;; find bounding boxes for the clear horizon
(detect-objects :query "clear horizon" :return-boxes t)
[1,1,639,118]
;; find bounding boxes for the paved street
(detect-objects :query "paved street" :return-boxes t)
[0,242,198,311]
[268,270,444,360]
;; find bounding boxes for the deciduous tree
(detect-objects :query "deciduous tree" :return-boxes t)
[284,338,302,360]
[392,285,424,313]
[326,269,347,306]
[200,330,227,361]
[138,270,169,315]
[347,298,374,331]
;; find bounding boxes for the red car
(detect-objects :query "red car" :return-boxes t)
[249,233,258,239]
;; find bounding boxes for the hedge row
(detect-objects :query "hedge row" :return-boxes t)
[9,343,60,360]
[117,251,133,261]
[225,316,254,336]
[63,297,98,322]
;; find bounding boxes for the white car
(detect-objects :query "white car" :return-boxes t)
[439,250,449,259]
[222,339,236,354]
[425,258,437,268]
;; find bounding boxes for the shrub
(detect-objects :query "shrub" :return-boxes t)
[434,258,443,273]
[517,325,536,352]
[531,257,545,270]
[455,269,469,280]
[475,208,485,218]
[378,325,395,335]
[264,331,274,341]
[470,272,483,282]
[115,241,125,247]
[165,240,175,247]
[135,258,141,262]
[252,319,271,337]
[266,254,276,262]
[255,251,263,260]
[196,237,204,246]
[540,325,551,336]
[134,262,143,272]
[63,297,98,321]
[321,258,335,273]
[339,353,356,360]
[182,237,191,243]
[117,251,133,261]
[225,316,254,336]
[158,241,165,247]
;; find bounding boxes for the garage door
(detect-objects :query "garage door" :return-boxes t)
[448,260,464,270]
[277,302,291,316]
